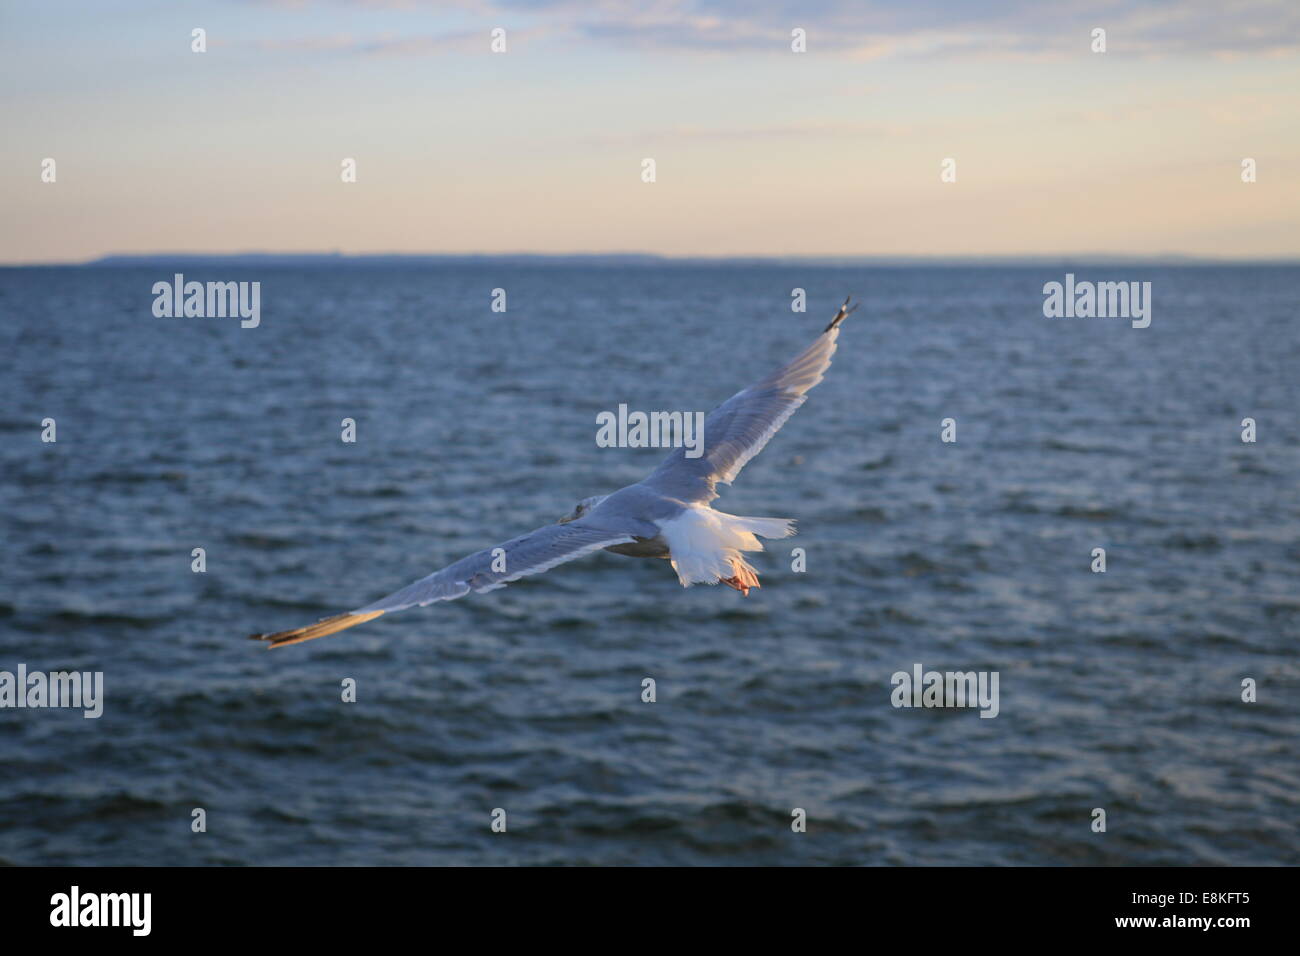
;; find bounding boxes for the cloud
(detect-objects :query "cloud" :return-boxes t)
[564,0,1300,59]
[258,33,363,52]
[257,25,550,56]
[583,118,921,146]
[253,0,1300,60]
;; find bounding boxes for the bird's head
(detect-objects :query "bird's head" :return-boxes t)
[558,495,608,524]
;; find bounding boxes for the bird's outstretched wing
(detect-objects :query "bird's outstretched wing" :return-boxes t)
[641,297,857,504]
[249,520,637,648]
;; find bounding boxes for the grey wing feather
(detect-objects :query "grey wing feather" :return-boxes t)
[353,520,637,614]
[642,297,856,503]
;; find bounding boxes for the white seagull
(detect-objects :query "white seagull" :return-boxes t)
[251,298,857,648]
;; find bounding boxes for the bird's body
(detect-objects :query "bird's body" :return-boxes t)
[251,298,857,648]
[575,485,795,593]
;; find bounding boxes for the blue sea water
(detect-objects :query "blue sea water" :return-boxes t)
[0,262,1296,866]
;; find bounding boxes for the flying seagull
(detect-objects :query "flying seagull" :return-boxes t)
[251,297,857,648]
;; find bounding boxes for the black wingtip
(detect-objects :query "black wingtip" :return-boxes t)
[823,296,859,333]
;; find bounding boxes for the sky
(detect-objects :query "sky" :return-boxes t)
[1,0,1298,263]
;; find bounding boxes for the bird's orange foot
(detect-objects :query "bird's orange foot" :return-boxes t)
[719,575,750,596]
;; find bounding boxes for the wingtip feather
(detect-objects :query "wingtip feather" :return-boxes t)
[249,610,385,649]
[821,295,863,332]
[823,296,859,333]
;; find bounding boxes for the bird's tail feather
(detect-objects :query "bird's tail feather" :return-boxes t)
[660,508,794,587]
[726,515,796,542]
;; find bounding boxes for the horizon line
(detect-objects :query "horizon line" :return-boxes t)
[4,251,1300,269]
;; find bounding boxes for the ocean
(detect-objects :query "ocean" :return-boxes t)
[0,261,1296,865]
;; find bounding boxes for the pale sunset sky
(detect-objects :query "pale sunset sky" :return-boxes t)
[2,0,1298,263]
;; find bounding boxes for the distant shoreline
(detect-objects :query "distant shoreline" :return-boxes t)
[4,253,1300,269]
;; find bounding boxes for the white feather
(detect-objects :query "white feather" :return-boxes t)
[654,506,794,587]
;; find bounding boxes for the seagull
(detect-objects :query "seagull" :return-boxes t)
[251,297,858,648]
